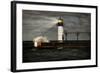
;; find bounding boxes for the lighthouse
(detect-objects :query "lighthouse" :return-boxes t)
[57,17,64,42]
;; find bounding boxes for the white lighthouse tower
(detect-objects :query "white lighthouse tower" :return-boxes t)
[57,17,64,42]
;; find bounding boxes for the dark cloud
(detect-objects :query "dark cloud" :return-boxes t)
[22,10,91,41]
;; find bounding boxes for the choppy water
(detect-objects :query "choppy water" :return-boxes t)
[23,48,90,63]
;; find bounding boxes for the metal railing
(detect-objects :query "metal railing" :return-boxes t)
[64,32,91,40]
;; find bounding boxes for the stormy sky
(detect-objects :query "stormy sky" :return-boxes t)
[22,10,91,41]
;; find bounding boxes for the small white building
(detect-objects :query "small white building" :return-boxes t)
[33,36,49,47]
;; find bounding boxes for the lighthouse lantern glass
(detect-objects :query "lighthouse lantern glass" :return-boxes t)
[58,19,63,23]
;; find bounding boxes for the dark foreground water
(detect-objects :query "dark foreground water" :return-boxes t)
[23,47,91,63]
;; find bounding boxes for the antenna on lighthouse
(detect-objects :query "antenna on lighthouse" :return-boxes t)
[58,16,61,19]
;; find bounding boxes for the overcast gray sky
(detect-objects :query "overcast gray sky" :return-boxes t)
[22,10,91,41]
